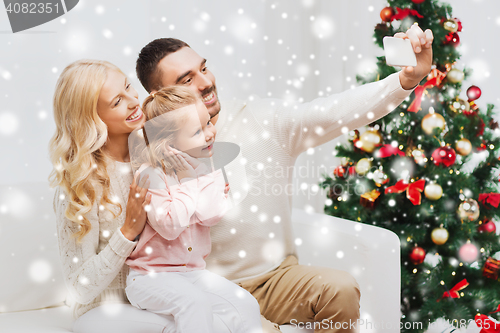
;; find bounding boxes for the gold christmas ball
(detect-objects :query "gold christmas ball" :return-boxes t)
[443,18,458,33]
[424,183,443,201]
[355,158,372,176]
[457,199,480,222]
[358,129,383,153]
[411,148,427,165]
[455,138,472,156]
[447,68,465,84]
[372,169,389,187]
[431,227,449,245]
[421,113,446,135]
[449,99,470,114]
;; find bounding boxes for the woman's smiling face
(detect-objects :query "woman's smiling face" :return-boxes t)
[97,70,145,136]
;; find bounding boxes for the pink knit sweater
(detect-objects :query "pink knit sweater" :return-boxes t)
[126,163,229,274]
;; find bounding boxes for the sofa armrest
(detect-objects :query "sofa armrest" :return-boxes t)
[289,208,401,333]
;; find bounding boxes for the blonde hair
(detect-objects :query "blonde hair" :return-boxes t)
[135,86,199,174]
[49,59,123,243]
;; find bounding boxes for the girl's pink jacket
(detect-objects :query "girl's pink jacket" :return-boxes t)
[126,163,229,274]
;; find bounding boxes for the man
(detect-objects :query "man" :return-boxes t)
[136,25,433,332]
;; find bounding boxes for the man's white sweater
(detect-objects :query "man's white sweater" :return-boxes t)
[55,72,414,318]
[207,72,414,282]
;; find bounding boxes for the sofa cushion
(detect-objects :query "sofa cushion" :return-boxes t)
[0,306,73,332]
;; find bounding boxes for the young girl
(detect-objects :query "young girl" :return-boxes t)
[125,86,263,333]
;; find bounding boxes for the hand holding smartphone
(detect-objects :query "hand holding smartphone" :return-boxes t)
[383,36,417,67]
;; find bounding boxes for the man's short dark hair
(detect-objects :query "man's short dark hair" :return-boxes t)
[136,38,190,93]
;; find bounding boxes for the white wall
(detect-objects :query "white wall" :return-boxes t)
[0,0,498,213]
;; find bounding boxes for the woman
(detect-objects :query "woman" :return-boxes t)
[49,59,230,332]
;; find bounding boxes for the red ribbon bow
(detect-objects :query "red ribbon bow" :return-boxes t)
[376,144,405,158]
[391,7,424,21]
[479,193,500,208]
[475,314,500,333]
[385,179,425,205]
[491,304,500,314]
[407,77,438,112]
[438,279,469,301]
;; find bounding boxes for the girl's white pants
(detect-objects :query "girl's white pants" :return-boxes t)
[125,268,263,333]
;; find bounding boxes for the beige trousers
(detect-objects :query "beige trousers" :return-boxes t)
[238,255,360,333]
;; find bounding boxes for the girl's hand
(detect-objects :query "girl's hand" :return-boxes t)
[164,146,197,180]
[120,173,152,241]
[166,146,202,169]
[224,183,230,198]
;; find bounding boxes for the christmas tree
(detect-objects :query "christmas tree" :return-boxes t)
[320,0,500,331]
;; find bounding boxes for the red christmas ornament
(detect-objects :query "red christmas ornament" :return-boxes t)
[380,7,394,22]
[467,85,482,101]
[444,32,460,47]
[334,166,346,178]
[411,0,426,4]
[432,146,457,167]
[478,220,497,234]
[409,247,426,265]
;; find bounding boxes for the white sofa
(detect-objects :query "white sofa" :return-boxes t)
[0,182,401,332]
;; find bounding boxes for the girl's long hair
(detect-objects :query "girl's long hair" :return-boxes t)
[133,86,199,175]
[49,59,123,242]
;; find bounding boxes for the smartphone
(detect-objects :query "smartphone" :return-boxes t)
[383,36,417,67]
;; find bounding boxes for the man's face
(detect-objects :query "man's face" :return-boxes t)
[157,47,221,121]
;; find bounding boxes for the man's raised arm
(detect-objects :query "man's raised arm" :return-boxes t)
[256,25,433,157]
